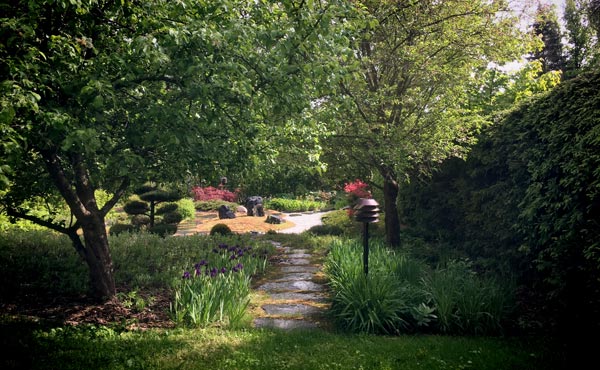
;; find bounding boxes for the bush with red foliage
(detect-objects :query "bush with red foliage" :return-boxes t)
[343,179,371,200]
[190,186,238,202]
[343,179,371,218]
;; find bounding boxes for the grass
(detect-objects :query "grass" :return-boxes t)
[1,320,564,370]
[0,229,567,369]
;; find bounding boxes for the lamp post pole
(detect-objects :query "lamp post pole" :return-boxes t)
[354,198,379,276]
[363,222,369,275]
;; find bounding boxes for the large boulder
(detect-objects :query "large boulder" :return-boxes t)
[245,196,264,216]
[218,205,236,219]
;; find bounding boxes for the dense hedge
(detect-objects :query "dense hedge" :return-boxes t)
[399,71,600,336]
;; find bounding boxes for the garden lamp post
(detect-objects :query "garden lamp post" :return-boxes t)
[354,198,380,275]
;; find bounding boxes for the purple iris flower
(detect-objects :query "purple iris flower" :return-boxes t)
[220,267,228,274]
[182,271,191,279]
[194,260,208,269]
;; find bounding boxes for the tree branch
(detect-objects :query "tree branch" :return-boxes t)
[4,206,79,236]
[100,177,130,217]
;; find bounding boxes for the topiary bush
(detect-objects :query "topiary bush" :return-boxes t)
[148,224,177,237]
[131,215,151,227]
[156,203,178,215]
[210,223,232,236]
[161,212,183,225]
[109,223,137,235]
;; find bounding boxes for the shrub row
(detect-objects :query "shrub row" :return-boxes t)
[265,198,326,212]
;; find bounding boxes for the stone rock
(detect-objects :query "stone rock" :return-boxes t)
[236,205,248,214]
[218,205,236,219]
[245,196,264,216]
[253,318,319,330]
[266,214,284,224]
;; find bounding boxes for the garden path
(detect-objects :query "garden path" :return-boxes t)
[252,241,331,330]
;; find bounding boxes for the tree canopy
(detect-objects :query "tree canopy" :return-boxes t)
[322,0,528,245]
[0,0,359,299]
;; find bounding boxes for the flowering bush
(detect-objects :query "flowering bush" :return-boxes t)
[343,179,371,200]
[190,186,238,202]
[170,243,269,327]
[343,179,371,217]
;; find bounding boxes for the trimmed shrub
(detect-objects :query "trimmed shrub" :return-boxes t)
[210,223,232,236]
[156,203,178,215]
[161,212,183,225]
[131,215,151,227]
[123,200,149,215]
[110,223,137,235]
[148,224,177,237]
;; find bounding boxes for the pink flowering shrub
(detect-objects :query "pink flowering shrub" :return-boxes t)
[191,186,238,202]
[343,179,371,200]
[343,179,371,218]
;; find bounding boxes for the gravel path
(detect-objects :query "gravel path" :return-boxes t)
[279,212,329,234]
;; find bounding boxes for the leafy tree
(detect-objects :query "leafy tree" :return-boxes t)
[323,0,527,246]
[588,0,600,37]
[528,3,565,74]
[0,0,359,299]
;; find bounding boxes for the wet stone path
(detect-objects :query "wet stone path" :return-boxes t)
[253,242,330,330]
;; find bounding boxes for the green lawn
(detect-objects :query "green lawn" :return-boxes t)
[2,319,563,370]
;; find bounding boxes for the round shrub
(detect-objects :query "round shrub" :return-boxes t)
[123,200,149,215]
[161,212,183,225]
[148,224,177,237]
[109,223,137,235]
[131,214,151,227]
[176,198,196,220]
[156,203,178,215]
[210,223,232,236]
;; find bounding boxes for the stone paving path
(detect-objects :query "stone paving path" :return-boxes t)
[253,242,330,330]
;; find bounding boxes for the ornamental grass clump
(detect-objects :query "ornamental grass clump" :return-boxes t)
[423,260,514,335]
[170,242,269,327]
[325,239,431,334]
[325,238,513,335]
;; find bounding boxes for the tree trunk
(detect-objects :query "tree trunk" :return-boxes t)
[79,214,116,300]
[150,200,156,228]
[41,150,120,301]
[383,175,401,247]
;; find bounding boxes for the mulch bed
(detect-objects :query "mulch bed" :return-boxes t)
[1,287,175,329]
